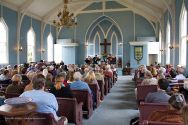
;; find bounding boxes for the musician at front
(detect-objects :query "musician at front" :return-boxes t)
[85,56,92,65]
[93,55,100,64]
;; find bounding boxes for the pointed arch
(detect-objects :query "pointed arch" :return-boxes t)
[179,2,187,66]
[27,27,36,62]
[94,32,101,55]
[47,32,54,62]
[0,17,8,64]
[110,32,118,55]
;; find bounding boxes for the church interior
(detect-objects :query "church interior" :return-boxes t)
[0,0,188,125]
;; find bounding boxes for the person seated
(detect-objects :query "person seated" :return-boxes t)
[148,93,186,123]
[182,105,188,125]
[141,70,158,85]
[6,74,24,94]
[94,66,104,84]
[175,65,186,80]
[24,71,37,91]
[66,71,75,84]
[20,74,66,122]
[50,73,73,98]
[93,55,100,64]
[145,78,170,103]
[0,69,10,81]
[157,67,166,80]
[104,65,113,78]
[150,64,157,77]
[45,73,54,89]
[136,65,147,79]
[70,72,92,94]
[84,71,100,90]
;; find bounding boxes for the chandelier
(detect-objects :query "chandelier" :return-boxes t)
[53,0,77,28]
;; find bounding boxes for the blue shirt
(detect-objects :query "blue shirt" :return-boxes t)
[20,90,59,121]
[70,80,92,94]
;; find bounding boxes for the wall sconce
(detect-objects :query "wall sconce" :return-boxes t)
[159,49,164,52]
[18,46,23,51]
[85,41,89,46]
[118,42,123,46]
[41,48,45,53]
[169,45,174,49]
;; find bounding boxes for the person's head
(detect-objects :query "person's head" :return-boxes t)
[182,105,188,125]
[58,71,67,81]
[85,70,96,83]
[73,72,82,81]
[67,71,74,82]
[55,74,65,90]
[32,74,45,90]
[158,78,169,90]
[11,74,22,85]
[168,93,186,111]
[27,71,37,81]
[144,70,153,79]
[46,73,53,81]
[3,69,9,76]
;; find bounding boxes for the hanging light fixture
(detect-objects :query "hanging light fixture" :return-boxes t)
[53,0,77,28]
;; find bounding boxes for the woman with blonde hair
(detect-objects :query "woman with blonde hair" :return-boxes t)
[84,70,100,90]
[50,72,73,98]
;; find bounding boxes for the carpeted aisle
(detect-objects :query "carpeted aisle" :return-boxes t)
[68,76,139,125]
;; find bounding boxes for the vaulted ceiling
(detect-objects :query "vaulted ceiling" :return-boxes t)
[0,0,173,23]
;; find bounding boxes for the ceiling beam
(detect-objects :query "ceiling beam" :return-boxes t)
[74,2,93,16]
[19,0,34,13]
[79,8,131,14]
[134,0,162,20]
[117,0,157,22]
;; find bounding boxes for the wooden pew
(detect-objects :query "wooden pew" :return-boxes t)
[57,98,83,125]
[137,85,158,104]
[97,80,104,100]
[88,84,100,108]
[141,120,184,125]
[139,102,169,124]
[71,89,93,119]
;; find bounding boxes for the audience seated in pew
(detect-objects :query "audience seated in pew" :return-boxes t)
[66,71,75,84]
[175,65,186,80]
[70,72,92,94]
[141,71,158,85]
[145,78,170,103]
[156,67,166,80]
[45,73,54,89]
[148,93,186,123]
[6,74,24,94]
[20,74,68,124]
[0,70,10,81]
[50,72,73,98]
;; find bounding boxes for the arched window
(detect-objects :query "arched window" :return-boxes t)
[166,21,171,64]
[47,33,54,62]
[179,4,187,66]
[27,27,36,62]
[158,30,162,63]
[0,18,8,64]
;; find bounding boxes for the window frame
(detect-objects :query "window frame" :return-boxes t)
[27,27,36,63]
[0,17,9,65]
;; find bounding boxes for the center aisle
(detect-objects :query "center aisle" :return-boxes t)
[68,76,139,125]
